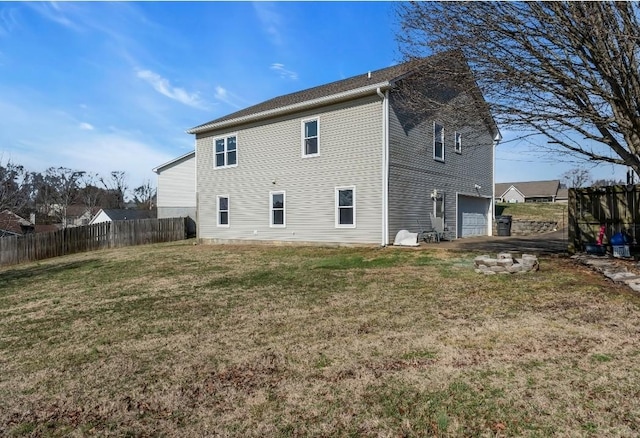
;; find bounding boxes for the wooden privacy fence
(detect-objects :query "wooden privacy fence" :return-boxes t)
[0,217,187,267]
[569,185,640,252]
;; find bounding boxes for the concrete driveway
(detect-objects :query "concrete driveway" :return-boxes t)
[431,228,569,255]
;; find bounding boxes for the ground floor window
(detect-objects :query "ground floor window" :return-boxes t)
[217,195,229,226]
[336,186,355,228]
[270,191,285,227]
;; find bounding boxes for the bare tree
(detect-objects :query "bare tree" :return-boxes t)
[592,178,624,187]
[397,2,640,174]
[44,167,85,227]
[100,171,128,209]
[561,167,592,188]
[78,172,105,212]
[133,179,156,210]
[0,160,29,213]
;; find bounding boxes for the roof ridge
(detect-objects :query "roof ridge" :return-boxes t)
[187,57,425,134]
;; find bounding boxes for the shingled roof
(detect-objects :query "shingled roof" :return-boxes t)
[495,180,561,198]
[187,58,428,135]
[97,209,156,221]
[0,210,33,236]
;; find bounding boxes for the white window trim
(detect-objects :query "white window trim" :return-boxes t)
[213,134,238,169]
[454,131,462,154]
[301,117,320,158]
[269,190,286,228]
[335,186,356,228]
[217,194,230,227]
[433,123,445,162]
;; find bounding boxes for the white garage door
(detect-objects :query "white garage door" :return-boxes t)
[458,195,490,237]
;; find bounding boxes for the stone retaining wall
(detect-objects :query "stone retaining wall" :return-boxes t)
[474,253,540,275]
[493,220,558,236]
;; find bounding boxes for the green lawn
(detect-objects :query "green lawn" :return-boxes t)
[496,202,568,227]
[1,241,639,436]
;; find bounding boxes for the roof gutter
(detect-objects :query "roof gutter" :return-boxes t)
[187,81,392,134]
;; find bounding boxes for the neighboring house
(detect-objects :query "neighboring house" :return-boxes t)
[187,53,500,245]
[153,151,196,236]
[89,209,156,225]
[556,188,569,203]
[64,205,101,227]
[495,180,562,203]
[0,210,34,237]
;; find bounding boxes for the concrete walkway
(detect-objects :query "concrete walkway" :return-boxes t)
[426,228,569,255]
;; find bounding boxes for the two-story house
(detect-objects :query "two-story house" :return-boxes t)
[186,53,500,246]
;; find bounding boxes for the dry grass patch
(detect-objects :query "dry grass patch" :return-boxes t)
[495,202,567,227]
[1,241,640,436]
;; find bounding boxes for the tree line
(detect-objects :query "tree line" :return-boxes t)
[0,160,156,227]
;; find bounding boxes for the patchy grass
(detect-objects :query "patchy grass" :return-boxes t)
[496,202,568,227]
[1,241,640,436]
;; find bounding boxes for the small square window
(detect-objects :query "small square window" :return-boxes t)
[454,131,462,154]
[434,123,444,162]
[214,135,238,169]
[302,118,319,157]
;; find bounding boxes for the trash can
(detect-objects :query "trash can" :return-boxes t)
[496,215,512,236]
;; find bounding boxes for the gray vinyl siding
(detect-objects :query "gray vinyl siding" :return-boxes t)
[196,95,383,244]
[157,206,196,219]
[156,154,196,214]
[387,91,494,241]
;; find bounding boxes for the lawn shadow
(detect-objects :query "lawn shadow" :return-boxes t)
[0,259,103,284]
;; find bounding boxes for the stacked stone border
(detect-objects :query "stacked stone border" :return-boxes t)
[572,254,640,293]
[474,253,540,275]
[493,220,558,236]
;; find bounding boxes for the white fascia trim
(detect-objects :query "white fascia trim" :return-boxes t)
[505,185,526,199]
[187,82,391,134]
[152,150,196,173]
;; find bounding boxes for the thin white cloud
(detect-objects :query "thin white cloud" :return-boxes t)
[0,89,180,188]
[253,2,284,46]
[136,69,207,110]
[26,2,83,32]
[270,63,298,80]
[79,122,94,130]
[0,7,19,36]
[214,86,244,109]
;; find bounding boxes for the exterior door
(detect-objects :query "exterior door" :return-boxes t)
[457,195,490,237]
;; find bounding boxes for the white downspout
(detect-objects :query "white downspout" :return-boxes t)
[377,87,389,246]
[195,138,200,241]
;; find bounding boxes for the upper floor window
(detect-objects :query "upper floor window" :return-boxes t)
[336,186,356,228]
[454,131,462,154]
[434,123,444,162]
[217,195,229,227]
[302,118,319,157]
[270,191,286,227]
[215,135,237,169]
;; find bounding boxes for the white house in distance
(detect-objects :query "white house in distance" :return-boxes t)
[495,180,566,203]
[182,52,499,246]
[153,151,196,236]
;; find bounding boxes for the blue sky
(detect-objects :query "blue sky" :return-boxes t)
[0,1,628,191]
